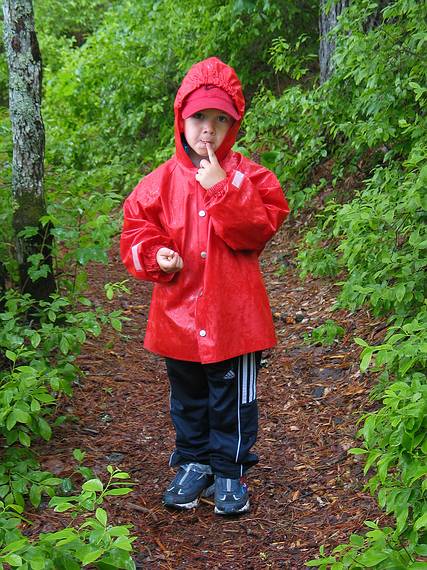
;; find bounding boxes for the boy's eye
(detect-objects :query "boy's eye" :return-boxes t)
[192,112,204,120]
[217,114,230,123]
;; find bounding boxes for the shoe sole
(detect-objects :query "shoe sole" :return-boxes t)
[163,483,215,510]
[214,499,250,515]
[164,497,200,509]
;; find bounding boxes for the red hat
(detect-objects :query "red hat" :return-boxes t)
[181,85,240,120]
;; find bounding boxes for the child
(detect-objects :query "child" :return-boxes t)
[120,57,289,515]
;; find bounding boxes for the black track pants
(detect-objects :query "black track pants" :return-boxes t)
[165,352,262,478]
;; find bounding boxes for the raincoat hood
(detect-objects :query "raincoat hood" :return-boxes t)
[174,57,245,167]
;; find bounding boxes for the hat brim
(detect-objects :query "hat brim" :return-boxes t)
[182,98,240,120]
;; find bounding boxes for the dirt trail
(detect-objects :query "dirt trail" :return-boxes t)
[34,218,388,569]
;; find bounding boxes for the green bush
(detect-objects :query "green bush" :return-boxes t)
[0,466,136,570]
[0,289,125,447]
[0,448,62,509]
[41,0,318,177]
[243,85,328,202]
[303,320,345,346]
[240,0,427,566]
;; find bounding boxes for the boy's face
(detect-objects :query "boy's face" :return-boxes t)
[184,108,233,165]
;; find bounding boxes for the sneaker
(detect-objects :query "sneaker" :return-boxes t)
[214,476,250,515]
[163,463,214,509]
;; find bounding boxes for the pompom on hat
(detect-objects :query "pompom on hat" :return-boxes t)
[181,85,240,120]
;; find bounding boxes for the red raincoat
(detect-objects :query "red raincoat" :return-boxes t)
[120,58,290,363]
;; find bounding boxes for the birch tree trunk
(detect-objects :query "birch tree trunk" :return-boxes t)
[3,0,55,299]
[319,0,349,84]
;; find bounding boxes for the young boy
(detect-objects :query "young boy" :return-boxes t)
[120,57,289,515]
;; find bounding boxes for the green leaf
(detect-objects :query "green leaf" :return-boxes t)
[59,336,70,355]
[18,430,31,447]
[396,504,409,533]
[76,247,107,266]
[5,350,17,362]
[6,411,17,431]
[96,548,134,569]
[414,543,427,556]
[348,448,368,455]
[305,557,337,566]
[360,349,374,372]
[111,471,131,479]
[81,549,104,566]
[30,399,41,412]
[3,555,22,567]
[14,409,31,424]
[414,512,427,531]
[40,528,78,542]
[260,150,280,168]
[53,502,75,512]
[110,318,122,332]
[82,479,103,492]
[78,466,94,480]
[113,536,134,551]
[30,332,41,348]
[29,485,41,508]
[35,392,56,404]
[73,448,86,462]
[104,487,133,496]
[349,534,365,547]
[38,417,52,441]
[43,477,63,486]
[355,548,389,566]
[354,337,369,348]
[395,284,406,303]
[24,557,45,570]
[47,310,56,322]
[2,539,28,553]
[108,525,131,537]
[95,507,108,526]
[363,521,379,530]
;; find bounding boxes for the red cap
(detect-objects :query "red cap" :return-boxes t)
[181,85,240,120]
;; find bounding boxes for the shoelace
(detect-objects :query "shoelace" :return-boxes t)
[178,463,196,486]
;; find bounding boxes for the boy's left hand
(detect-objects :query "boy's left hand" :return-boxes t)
[195,143,227,189]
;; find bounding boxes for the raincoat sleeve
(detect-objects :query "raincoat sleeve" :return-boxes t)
[203,164,290,252]
[120,183,178,283]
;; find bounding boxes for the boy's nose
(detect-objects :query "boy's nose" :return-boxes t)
[202,120,215,133]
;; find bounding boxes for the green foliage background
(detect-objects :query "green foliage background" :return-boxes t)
[0,0,426,567]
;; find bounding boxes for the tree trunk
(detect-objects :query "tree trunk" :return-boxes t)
[2,0,55,300]
[319,0,349,84]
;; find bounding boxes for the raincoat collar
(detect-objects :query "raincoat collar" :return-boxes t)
[174,57,245,168]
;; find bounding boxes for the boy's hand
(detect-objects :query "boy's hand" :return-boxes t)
[156,248,184,273]
[195,143,227,189]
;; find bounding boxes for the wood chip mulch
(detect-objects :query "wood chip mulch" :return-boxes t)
[30,216,390,569]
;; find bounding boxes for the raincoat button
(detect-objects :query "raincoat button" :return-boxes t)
[201,251,207,259]
[199,329,206,337]
[199,210,206,217]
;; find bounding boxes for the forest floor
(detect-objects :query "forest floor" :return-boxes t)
[31,212,390,569]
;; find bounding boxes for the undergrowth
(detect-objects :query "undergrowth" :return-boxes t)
[242,0,427,566]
